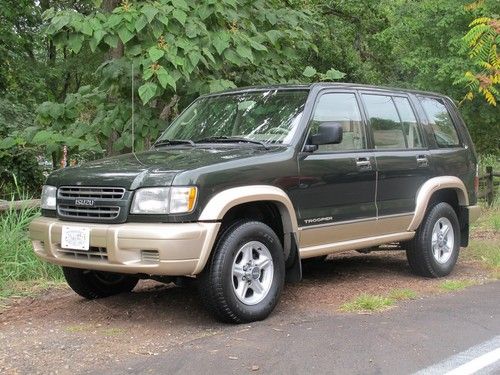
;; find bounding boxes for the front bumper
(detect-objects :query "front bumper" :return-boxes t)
[29,217,220,276]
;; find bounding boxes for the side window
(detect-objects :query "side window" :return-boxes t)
[309,93,365,152]
[420,97,460,147]
[393,97,424,148]
[362,94,406,149]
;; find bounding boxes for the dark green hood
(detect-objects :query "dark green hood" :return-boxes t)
[46,146,277,189]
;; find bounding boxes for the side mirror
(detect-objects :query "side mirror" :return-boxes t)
[311,122,343,145]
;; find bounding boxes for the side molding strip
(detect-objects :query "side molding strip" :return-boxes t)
[300,231,415,259]
[407,176,469,231]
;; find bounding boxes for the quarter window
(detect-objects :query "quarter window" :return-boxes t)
[309,93,365,151]
[363,94,406,149]
[420,97,460,147]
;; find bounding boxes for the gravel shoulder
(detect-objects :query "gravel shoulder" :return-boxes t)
[0,244,496,374]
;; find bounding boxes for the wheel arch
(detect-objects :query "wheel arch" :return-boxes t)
[194,185,300,275]
[407,176,469,232]
[198,185,299,234]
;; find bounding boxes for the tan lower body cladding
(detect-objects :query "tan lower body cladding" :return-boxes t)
[29,217,220,276]
[298,214,415,259]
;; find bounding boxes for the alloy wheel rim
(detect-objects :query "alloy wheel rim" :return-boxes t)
[231,241,274,305]
[431,217,454,264]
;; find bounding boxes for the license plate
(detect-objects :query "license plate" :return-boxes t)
[61,226,90,251]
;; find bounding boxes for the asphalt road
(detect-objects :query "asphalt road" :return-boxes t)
[88,281,500,375]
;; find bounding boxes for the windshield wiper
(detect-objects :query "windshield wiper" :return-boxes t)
[153,139,195,148]
[195,136,269,149]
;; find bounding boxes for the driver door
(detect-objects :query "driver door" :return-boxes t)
[297,90,377,248]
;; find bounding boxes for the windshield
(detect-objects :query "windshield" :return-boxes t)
[158,89,308,145]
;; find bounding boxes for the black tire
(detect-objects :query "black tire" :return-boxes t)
[198,220,285,323]
[406,202,460,278]
[62,267,139,299]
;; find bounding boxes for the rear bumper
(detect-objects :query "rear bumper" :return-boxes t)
[29,217,220,276]
[468,205,481,225]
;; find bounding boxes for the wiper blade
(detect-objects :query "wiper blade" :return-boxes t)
[195,136,269,149]
[153,139,195,147]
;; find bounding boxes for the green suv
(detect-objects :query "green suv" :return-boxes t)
[30,83,481,323]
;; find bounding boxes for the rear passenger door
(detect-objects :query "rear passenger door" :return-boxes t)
[360,92,431,217]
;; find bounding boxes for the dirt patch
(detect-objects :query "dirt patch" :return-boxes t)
[0,247,494,374]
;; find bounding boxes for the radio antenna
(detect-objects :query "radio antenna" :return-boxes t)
[131,62,135,154]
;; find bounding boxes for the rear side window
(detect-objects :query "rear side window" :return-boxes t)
[362,94,407,149]
[420,97,460,147]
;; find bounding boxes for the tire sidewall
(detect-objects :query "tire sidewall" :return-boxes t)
[215,221,285,322]
[422,203,460,276]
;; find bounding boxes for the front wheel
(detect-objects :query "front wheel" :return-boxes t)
[198,220,285,323]
[62,267,139,299]
[406,202,460,278]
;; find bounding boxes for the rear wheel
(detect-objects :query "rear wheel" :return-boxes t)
[198,220,285,323]
[406,202,460,277]
[62,267,139,299]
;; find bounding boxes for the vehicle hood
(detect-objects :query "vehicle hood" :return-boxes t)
[46,147,280,189]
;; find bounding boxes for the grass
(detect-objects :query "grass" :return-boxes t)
[340,294,395,312]
[0,204,63,300]
[439,279,477,291]
[388,288,418,300]
[464,240,500,279]
[472,205,500,232]
[467,203,500,279]
[340,288,418,313]
[491,213,500,231]
[466,241,500,268]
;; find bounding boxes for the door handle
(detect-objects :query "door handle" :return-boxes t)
[356,157,372,170]
[416,155,429,167]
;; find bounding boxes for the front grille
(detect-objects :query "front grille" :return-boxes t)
[57,246,108,261]
[58,186,125,200]
[56,186,129,223]
[58,205,120,219]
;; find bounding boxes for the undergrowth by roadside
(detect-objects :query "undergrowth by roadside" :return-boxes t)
[0,205,63,301]
[465,204,500,279]
[340,288,418,313]
[439,279,477,291]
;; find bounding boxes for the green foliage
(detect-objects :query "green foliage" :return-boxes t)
[37,0,334,155]
[459,16,499,105]
[377,0,499,155]
[1,0,499,186]
[0,99,45,199]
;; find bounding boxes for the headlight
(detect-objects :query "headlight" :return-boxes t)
[41,185,57,210]
[130,187,197,214]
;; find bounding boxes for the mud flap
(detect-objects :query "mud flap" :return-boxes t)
[285,240,302,283]
[459,206,469,247]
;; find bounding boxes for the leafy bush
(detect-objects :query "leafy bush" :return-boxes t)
[0,99,45,199]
